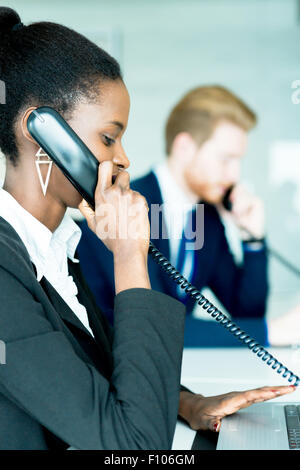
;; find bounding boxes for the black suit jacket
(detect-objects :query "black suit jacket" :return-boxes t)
[77,171,269,347]
[0,217,185,450]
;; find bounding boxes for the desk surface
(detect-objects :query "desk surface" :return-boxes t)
[172,347,300,450]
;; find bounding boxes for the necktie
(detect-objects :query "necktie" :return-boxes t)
[175,207,198,304]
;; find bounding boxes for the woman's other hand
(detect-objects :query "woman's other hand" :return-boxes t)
[179,385,296,432]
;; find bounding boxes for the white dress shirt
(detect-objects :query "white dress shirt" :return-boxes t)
[0,188,94,337]
[153,162,197,296]
[153,161,195,266]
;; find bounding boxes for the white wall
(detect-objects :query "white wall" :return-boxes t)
[1,0,300,318]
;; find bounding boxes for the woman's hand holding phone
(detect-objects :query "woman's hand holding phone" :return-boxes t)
[79,161,151,294]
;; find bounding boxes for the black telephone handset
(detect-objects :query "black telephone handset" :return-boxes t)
[222,186,234,212]
[27,107,99,210]
[27,106,299,386]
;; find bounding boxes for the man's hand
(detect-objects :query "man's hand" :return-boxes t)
[179,385,295,432]
[217,184,265,240]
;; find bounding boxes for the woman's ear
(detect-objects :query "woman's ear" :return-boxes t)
[20,107,38,144]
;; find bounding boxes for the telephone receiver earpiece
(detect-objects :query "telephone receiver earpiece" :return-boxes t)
[26,106,300,386]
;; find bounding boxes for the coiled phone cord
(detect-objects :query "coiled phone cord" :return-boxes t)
[148,241,300,386]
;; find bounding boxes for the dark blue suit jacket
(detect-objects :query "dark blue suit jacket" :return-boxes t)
[77,171,269,347]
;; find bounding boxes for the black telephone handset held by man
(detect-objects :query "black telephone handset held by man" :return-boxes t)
[222,186,234,212]
[27,106,299,386]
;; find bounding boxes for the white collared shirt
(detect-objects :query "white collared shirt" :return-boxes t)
[153,161,196,267]
[0,188,94,337]
[153,162,197,294]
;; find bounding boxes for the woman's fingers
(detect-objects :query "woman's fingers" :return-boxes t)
[225,385,296,412]
[78,199,96,230]
[97,161,114,193]
[114,169,130,192]
[78,198,94,218]
[210,420,221,433]
[88,161,149,255]
[252,385,296,403]
[245,385,295,401]
[95,162,130,202]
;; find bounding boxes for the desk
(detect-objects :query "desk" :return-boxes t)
[172,347,300,450]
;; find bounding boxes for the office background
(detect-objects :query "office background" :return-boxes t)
[1,0,300,320]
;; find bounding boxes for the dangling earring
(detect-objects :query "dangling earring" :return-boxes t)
[35,147,53,196]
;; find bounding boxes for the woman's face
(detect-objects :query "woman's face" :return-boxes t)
[26,79,131,209]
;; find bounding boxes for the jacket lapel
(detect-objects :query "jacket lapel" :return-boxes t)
[0,218,112,375]
[40,272,114,375]
[67,259,113,360]
[39,275,94,338]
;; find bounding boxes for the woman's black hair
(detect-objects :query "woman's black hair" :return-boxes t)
[0,7,122,165]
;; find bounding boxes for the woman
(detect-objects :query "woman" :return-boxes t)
[0,7,294,450]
